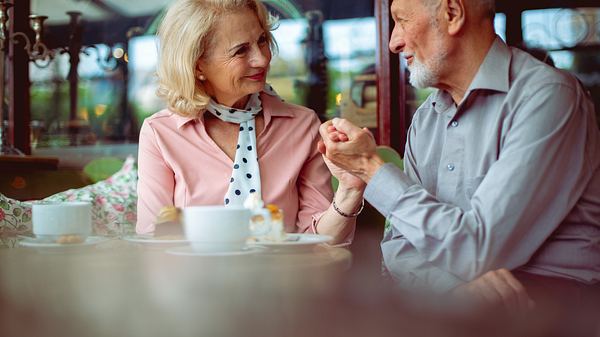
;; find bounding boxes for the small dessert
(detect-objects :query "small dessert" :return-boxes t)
[243,193,264,210]
[243,194,285,240]
[265,204,285,242]
[154,206,183,237]
[244,193,267,234]
[156,206,181,224]
[55,235,85,244]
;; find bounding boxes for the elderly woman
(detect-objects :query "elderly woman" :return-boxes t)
[136,0,364,244]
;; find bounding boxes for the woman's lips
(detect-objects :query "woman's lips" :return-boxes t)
[246,71,265,81]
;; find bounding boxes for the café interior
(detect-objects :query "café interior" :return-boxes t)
[0,0,599,336]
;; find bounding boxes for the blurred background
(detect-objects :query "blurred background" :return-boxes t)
[0,0,598,164]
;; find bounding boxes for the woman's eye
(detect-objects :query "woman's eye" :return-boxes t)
[234,47,248,56]
[258,35,267,45]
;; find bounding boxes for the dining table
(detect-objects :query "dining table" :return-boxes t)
[0,233,406,337]
[0,232,552,337]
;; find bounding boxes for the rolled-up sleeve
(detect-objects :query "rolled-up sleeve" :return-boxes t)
[295,114,335,234]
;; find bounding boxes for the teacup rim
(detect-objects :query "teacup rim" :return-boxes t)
[183,205,249,211]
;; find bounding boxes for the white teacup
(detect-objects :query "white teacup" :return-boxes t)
[183,205,252,252]
[32,202,92,241]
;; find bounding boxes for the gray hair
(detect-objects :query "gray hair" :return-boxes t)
[476,0,496,18]
[423,0,495,19]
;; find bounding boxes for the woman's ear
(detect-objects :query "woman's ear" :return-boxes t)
[195,63,206,81]
[443,0,466,36]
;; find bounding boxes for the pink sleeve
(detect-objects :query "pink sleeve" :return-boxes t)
[296,114,356,245]
[136,120,175,234]
[294,114,334,233]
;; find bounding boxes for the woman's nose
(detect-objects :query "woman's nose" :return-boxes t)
[250,46,270,67]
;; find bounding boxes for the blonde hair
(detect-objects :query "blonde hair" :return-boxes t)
[156,0,278,117]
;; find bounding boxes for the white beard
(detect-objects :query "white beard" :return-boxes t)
[407,58,438,89]
[406,28,448,89]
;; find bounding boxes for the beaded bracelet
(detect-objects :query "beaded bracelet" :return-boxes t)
[332,197,365,218]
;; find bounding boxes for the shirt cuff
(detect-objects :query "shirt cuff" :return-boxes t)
[364,163,415,218]
[310,211,324,234]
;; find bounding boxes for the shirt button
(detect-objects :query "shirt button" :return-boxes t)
[447,163,455,171]
[450,120,459,127]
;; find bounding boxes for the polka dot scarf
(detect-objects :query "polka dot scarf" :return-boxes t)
[205,83,281,206]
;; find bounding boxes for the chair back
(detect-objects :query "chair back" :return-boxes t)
[373,146,403,236]
[83,157,125,183]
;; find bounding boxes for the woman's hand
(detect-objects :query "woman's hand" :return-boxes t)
[321,154,366,190]
[318,119,383,183]
[318,120,365,190]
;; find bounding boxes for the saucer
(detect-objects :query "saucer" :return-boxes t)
[122,235,187,245]
[18,236,110,248]
[166,245,266,257]
[248,233,332,252]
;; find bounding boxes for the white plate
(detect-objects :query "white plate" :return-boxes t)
[18,236,110,248]
[122,235,187,245]
[166,245,266,257]
[248,233,333,251]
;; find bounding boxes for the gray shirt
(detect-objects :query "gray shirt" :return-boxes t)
[366,37,600,290]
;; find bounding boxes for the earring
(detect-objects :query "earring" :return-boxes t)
[198,74,206,81]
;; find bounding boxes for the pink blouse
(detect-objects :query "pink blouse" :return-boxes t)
[136,93,333,234]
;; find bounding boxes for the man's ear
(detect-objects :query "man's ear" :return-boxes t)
[443,0,466,35]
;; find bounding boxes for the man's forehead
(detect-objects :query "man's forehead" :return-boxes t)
[391,0,421,13]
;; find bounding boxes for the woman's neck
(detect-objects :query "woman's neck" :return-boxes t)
[213,94,250,109]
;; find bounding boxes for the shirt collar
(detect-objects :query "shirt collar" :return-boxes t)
[173,91,296,129]
[466,36,511,94]
[430,36,511,113]
[173,113,197,129]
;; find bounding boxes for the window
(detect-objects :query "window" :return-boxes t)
[24,1,377,164]
[522,8,600,128]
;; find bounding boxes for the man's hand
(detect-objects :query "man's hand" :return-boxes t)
[321,154,366,190]
[456,269,535,313]
[318,118,384,183]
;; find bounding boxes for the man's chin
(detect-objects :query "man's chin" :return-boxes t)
[408,75,433,89]
[408,68,437,89]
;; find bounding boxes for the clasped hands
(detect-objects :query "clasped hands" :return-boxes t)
[318,118,384,186]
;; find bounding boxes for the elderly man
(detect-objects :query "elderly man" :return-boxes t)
[319,0,600,299]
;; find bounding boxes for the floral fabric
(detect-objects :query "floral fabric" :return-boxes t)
[0,194,32,237]
[0,155,138,246]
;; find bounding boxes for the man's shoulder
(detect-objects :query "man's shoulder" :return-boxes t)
[509,47,580,93]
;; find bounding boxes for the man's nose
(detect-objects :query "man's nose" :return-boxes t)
[388,26,404,54]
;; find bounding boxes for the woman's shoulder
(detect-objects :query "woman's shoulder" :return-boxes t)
[261,93,320,126]
[142,109,194,129]
[144,109,175,123]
